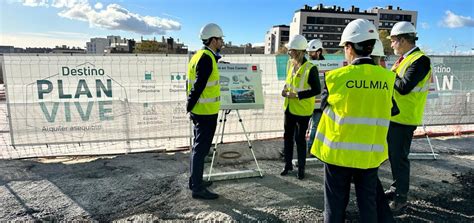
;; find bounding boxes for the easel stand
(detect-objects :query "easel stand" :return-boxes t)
[409,88,440,160]
[408,123,439,160]
[203,109,263,181]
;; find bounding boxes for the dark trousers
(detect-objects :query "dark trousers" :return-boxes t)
[283,110,311,170]
[376,178,395,222]
[387,121,417,200]
[324,163,378,223]
[189,113,218,192]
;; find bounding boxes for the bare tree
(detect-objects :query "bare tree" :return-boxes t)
[378,30,393,56]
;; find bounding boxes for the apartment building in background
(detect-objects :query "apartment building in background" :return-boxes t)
[86,37,110,54]
[0,46,24,53]
[371,5,417,32]
[265,4,417,54]
[264,25,290,54]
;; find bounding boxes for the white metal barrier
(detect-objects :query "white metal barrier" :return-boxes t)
[0,54,472,159]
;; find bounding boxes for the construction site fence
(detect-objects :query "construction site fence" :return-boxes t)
[0,54,472,159]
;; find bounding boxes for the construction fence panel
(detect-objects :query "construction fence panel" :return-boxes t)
[0,54,472,159]
[422,56,473,125]
[1,54,190,158]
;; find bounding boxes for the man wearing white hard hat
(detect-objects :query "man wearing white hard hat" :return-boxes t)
[385,21,432,212]
[186,23,225,200]
[281,34,321,180]
[306,39,325,153]
[310,19,397,222]
[307,39,326,61]
[371,40,387,68]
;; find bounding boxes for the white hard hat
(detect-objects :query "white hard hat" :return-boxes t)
[199,23,224,40]
[389,21,416,37]
[286,35,307,50]
[372,40,385,57]
[306,39,323,52]
[339,19,378,46]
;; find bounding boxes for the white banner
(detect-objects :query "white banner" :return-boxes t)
[2,55,189,146]
[309,59,345,74]
[1,54,470,158]
[1,55,265,146]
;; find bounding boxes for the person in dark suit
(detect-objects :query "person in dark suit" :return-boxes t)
[186,23,225,200]
[386,21,432,212]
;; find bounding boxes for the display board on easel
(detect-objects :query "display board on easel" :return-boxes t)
[202,63,265,181]
[218,63,264,110]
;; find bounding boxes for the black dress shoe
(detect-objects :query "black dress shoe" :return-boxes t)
[297,168,305,180]
[202,180,213,187]
[280,167,293,176]
[192,188,219,200]
[384,189,396,201]
[189,178,213,190]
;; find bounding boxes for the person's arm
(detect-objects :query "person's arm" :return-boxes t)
[394,55,431,95]
[297,66,321,99]
[391,97,400,116]
[320,73,329,110]
[186,54,213,112]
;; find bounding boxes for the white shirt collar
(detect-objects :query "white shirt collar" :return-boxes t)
[403,46,417,58]
[205,46,217,56]
[351,56,372,65]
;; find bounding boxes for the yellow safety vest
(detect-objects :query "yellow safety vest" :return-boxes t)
[391,51,432,126]
[311,64,395,169]
[283,61,316,116]
[187,49,220,115]
[310,62,323,110]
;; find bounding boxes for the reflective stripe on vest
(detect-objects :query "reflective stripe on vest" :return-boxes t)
[189,79,219,87]
[324,107,390,127]
[198,96,220,103]
[315,95,322,109]
[412,84,430,92]
[316,131,384,152]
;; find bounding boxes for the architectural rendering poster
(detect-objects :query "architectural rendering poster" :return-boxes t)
[218,63,264,110]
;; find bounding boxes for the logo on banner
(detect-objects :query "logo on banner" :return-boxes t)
[138,103,162,126]
[172,102,187,123]
[170,72,186,92]
[36,62,114,125]
[171,72,186,81]
[145,71,153,80]
[433,63,455,91]
[30,61,115,135]
[141,71,157,84]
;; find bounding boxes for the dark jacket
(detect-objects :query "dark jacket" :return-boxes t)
[394,47,431,95]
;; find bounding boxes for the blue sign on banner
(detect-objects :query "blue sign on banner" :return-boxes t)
[275,54,289,81]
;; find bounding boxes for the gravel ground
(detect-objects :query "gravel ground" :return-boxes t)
[0,135,473,222]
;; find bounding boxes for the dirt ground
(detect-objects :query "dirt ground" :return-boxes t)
[0,135,473,222]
